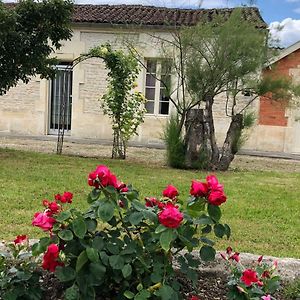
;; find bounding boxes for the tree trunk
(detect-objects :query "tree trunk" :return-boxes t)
[184,109,207,168]
[217,114,243,171]
[112,129,126,159]
[203,98,219,170]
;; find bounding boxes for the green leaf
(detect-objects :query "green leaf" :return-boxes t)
[72,217,87,239]
[109,255,125,270]
[122,264,132,278]
[76,250,88,272]
[193,215,214,225]
[124,290,135,299]
[129,211,144,225]
[199,245,216,261]
[85,218,97,232]
[131,199,145,211]
[158,285,174,300]
[187,199,206,217]
[92,236,104,251]
[98,201,115,222]
[207,204,221,222]
[155,224,167,234]
[143,209,158,223]
[214,224,226,238]
[160,229,174,252]
[86,247,99,263]
[89,262,106,280]
[55,210,71,222]
[65,284,79,300]
[58,229,73,241]
[224,224,231,238]
[134,289,151,300]
[200,237,215,246]
[55,266,76,282]
[91,189,101,201]
[201,225,212,234]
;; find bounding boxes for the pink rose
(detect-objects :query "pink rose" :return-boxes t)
[145,197,158,207]
[14,235,28,245]
[241,269,259,286]
[32,212,56,231]
[208,190,227,206]
[158,203,183,229]
[162,185,179,199]
[88,165,119,188]
[190,180,208,197]
[262,295,271,300]
[206,175,224,192]
[42,244,63,272]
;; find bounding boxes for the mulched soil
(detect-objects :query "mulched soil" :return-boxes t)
[41,271,286,300]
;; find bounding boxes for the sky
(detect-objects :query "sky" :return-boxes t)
[71,0,300,48]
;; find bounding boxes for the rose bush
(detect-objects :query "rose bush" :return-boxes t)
[6,166,230,299]
[221,247,281,300]
[0,235,43,300]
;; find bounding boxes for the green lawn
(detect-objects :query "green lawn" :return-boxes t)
[0,148,299,258]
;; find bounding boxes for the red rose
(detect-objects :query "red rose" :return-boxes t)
[190,180,208,197]
[145,197,158,207]
[14,235,28,245]
[229,252,240,262]
[190,296,200,300]
[88,171,98,187]
[206,175,224,192]
[262,271,270,278]
[258,255,263,263]
[208,190,227,206]
[158,203,183,229]
[59,192,73,203]
[42,244,63,272]
[32,212,56,231]
[241,269,259,286]
[162,185,179,199]
[226,246,233,255]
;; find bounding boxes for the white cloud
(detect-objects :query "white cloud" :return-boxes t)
[270,18,300,48]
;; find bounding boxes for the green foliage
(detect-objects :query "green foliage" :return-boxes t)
[78,44,146,159]
[0,0,73,95]
[283,277,300,300]
[32,165,230,299]
[0,240,42,300]
[163,115,186,168]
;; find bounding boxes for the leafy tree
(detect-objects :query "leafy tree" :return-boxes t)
[130,8,298,170]
[0,0,73,95]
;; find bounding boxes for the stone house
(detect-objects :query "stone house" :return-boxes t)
[1,4,285,152]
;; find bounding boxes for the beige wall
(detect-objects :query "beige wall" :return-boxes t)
[0,24,299,154]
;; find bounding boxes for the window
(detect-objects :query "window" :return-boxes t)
[145,59,171,115]
[49,63,73,133]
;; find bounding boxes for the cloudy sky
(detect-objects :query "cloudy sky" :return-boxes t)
[71,0,300,48]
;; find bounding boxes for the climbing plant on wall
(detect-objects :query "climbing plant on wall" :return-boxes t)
[75,44,146,159]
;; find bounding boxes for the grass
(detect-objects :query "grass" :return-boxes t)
[0,148,299,258]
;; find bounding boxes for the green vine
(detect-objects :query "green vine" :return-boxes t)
[77,44,146,159]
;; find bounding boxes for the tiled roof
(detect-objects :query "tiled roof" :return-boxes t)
[72,5,267,28]
[4,3,267,28]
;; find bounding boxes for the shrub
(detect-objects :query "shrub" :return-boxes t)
[30,165,230,299]
[0,236,43,300]
[163,115,186,169]
[221,247,281,300]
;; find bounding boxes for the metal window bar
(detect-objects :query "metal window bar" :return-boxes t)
[49,65,73,133]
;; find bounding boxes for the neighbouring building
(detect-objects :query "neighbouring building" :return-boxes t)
[245,42,300,154]
[4,4,297,154]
